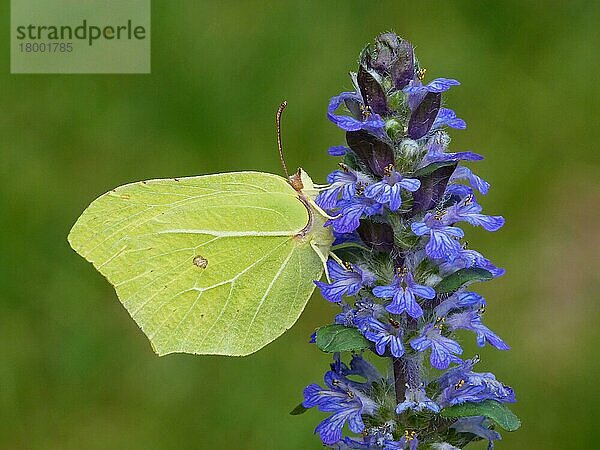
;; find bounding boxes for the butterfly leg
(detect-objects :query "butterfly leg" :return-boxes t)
[310,240,332,283]
[328,251,344,267]
[306,196,341,221]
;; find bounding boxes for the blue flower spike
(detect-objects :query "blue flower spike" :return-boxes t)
[298,33,518,448]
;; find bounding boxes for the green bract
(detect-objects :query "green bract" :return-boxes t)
[315,324,370,353]
[435,268,494,294]
[68,171,333,356]
[440,400,521,432]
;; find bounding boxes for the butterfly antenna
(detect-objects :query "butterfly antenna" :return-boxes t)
[276,100,290,179]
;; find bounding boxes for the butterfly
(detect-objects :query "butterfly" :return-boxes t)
[68,102,336,357]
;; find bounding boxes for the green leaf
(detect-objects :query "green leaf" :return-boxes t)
[315,324,370,353]
[289,403,308,415]
[435,268,493,294]
[440,400,521,432]
[68,171,334,357]
[413,160,456,178]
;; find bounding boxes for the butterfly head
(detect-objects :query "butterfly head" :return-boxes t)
[289,168,319,199]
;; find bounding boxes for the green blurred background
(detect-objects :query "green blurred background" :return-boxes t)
[1,1,598,449]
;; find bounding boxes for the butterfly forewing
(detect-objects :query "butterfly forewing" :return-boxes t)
[68,172,327,356]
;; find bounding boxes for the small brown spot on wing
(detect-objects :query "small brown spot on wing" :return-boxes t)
[193,255,208,269]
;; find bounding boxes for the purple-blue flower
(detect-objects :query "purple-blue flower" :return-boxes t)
[334,304,358,328]
[364,166,421,211]
[316,164,371,209]
[404,78,460,95]
[449,165,490,195]
[333,427,403,450]
[372,269,436,318]
[445,309,510,350]
[315,260,375,303]
[329,145,351,156]
[395,385,440,414]
[345,354,383,385]
[444,194,504,232]
[438,247,505,278]
[410,324,463,369]
[328,91,385,133]
[451,417,501,449]
[328,197,383,234]
[388,431,419,450]
[411,213,464,261]
[334,299,387,329]
[420,133,483,166]
[303,370,377,445]
[437,357,516,406]
[444,183,474,199]
[316,166,372,209]
[346,426,419,450]
[403,78,460,113]
[433,108,466,130]
[361,316,405,357]
[435,291,486,317]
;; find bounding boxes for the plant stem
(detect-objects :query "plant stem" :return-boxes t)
[392,313,421,403]
[393,355,422,403]
[393,357,406,404]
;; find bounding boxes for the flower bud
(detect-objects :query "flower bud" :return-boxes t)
[385,119,403,140]
[389,39,415,90]
[366,33,416,91]
[370,32,399,71]
[399,139,421,159]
